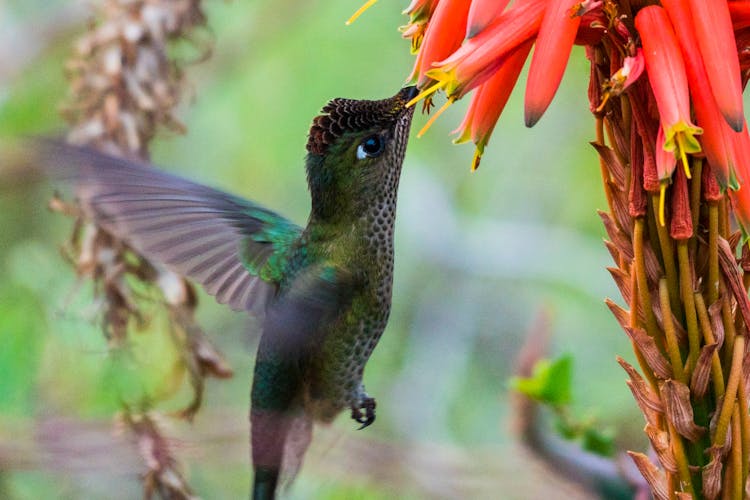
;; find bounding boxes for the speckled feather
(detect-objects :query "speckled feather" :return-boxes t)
[250,88,415,496]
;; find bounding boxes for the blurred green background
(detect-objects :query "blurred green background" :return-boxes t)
[0,1,642,498]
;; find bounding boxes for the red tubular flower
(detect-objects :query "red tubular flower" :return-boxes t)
[729,186,750,237]
[729,124,750,234]
[716,121,750,232]
[409,0,472,88]
[635,6,702,183]
[731,122,750,186]
[452,40,534,171]
[730,2,750,31]
[524,0,588,127]
[685,0,744,132]
[574,8,606,46]
[655,125,677,225]
[617,51,645,90]
[409,0,545,105]
[596,49,644,112]
[655,125,677,182]
[400,0,441,52]
[663,0,740,189]
[466,0,510,38]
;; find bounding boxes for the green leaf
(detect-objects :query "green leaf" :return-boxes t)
[582,426,615,457]
[510,354,572,406]
[0,286,45,414]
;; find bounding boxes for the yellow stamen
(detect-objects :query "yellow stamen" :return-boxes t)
[417,99,453,138]
[471,148,482,172]
[659,182,667,226]
[594,92,611,113]
[676,134,692,179]
[421,96,434,114]
[346,0,378,25]
[407,80,446,108]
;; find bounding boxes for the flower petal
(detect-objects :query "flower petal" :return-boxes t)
[729,1,750,31]
[414,0,473,88]
[452,39,533,170]
[466,0,510,38]
[524,0,583,127]
[428,0,545,100]
[686,0,745,131]
[636,5,702,184]
[663,0,738,187]
[635,6,692,130]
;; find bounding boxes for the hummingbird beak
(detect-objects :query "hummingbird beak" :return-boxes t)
[394,86,419,120]
[395,86,419,108]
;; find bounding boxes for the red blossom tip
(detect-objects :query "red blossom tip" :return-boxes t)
[686,0,745,132]
[431,0,546,102]
[466,0,510,38]
[524,0,584,127]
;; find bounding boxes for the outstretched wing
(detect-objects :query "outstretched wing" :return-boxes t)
[34,140,302,315]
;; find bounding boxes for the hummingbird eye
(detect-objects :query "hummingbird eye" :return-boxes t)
[356,135,385,160]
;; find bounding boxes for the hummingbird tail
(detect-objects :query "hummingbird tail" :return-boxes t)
[251,408,312,499]
[251,466,279,500]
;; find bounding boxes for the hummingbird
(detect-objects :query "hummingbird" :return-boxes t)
[34,85,417,499]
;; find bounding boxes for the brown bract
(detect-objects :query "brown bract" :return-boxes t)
[55,1,222,498]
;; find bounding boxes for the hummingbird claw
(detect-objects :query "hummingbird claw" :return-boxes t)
[351,396,376,429]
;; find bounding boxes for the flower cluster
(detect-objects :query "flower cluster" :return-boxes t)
[348,0,750,497]
[375,0,750,235]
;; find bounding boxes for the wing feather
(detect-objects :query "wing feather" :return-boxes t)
[35,140,303,315]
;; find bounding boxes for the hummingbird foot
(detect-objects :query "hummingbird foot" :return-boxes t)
[350,396,376,430]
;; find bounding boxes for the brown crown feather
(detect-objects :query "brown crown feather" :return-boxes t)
[306,92,410,156]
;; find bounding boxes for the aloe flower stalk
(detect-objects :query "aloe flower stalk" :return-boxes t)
[375,0,750,496]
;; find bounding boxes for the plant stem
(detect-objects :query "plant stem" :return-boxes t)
[738,380,750,485]
[634,218,662,342]
[660,279,685,382]
[731,404,743,500]
[714,336,745,448]
[694,292,726,400]
[650,194,682,319]
[667,418,695,498]
[677,242,700,375]
[689,158,702,258]
[596,117,616,217]
[708,204,720,305]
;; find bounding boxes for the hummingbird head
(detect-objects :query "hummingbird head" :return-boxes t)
[305,86,417,222]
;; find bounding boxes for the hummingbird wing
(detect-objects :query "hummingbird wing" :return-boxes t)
[33,140,302,315]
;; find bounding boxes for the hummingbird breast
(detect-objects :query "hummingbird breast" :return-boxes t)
[303,195,397,422]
